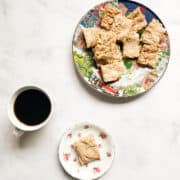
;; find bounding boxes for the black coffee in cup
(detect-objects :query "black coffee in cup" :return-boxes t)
[14,89,51,126]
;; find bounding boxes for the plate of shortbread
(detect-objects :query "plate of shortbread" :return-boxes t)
[72,0,170,97]
[58,123,115,180]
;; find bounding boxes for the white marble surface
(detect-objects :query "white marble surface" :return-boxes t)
[0,0,180,179]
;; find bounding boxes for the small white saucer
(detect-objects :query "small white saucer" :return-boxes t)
[58,122,115,180]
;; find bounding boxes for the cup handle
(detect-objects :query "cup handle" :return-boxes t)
[13,127,24,138]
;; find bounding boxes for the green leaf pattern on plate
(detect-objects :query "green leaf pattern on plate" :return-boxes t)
[123,59,136,69]
[73,51,95,79]
[123,84,142,96]
[158,50,170,61]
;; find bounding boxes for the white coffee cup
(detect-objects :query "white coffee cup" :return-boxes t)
[8,85,54,137]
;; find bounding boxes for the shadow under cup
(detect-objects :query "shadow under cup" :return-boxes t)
[8,86,53,132]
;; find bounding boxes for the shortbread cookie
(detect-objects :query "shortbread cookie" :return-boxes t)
[138,44,159,68]
[127,7,147,32]
[82,28,100,48]
[93,30,122,66]
[141,18,165,45]
[100,6,121,30]
[101,61,124,83]
[111,14,132,41]
[123,32,140,58]
[74,135,100,165]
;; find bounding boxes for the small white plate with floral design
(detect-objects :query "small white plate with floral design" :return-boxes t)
[58,122,115,180]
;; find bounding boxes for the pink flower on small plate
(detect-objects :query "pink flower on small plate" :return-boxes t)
[77,133,82,137]
[67,133,72,138]
[98,144,102,148]
[93,167,100,173]
[70,144,74,149]
[106,152,111,157]
[63,153,70,161]
[99,132,107,139]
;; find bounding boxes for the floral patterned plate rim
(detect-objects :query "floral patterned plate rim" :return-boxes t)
[58,122,115,180]
[72,0,170,98]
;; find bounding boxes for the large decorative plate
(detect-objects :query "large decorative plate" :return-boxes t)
[72,0,170,97]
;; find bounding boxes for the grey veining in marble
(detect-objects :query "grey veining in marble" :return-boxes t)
[0,0,180,179]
